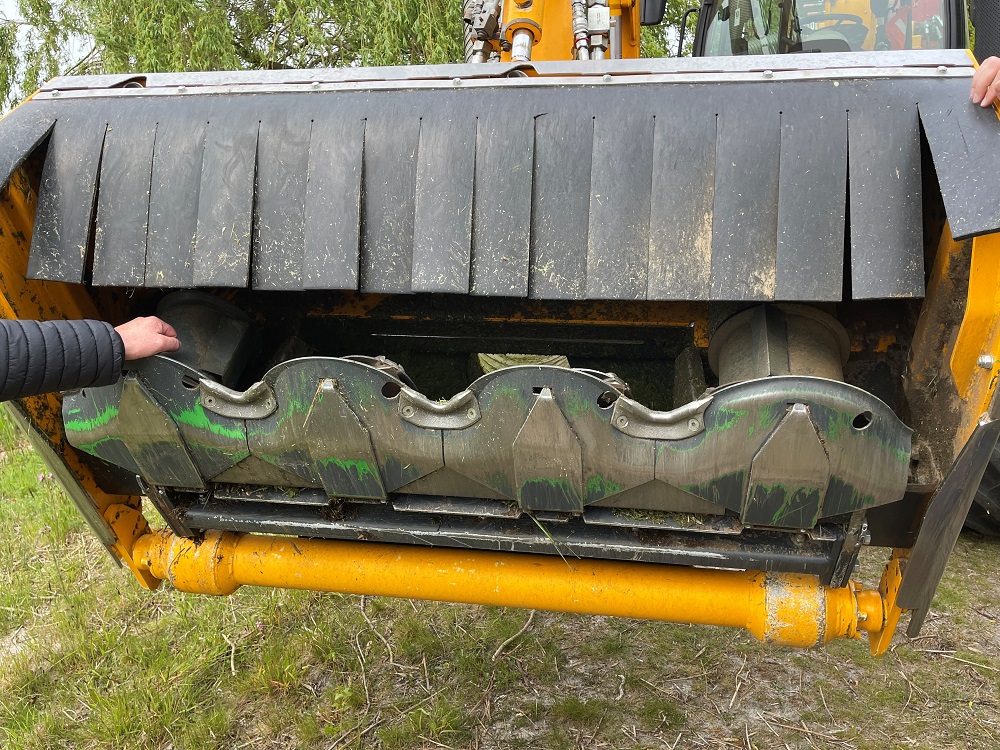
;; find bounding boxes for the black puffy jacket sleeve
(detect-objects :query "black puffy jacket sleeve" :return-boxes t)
[0,319,125,402]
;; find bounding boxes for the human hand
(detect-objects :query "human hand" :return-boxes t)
[114,316,181,361]
[971,56,1000,107]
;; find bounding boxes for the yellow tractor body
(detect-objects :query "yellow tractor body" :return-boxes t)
[1,1,997,653]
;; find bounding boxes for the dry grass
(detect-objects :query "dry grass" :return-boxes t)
[1,407,998,749]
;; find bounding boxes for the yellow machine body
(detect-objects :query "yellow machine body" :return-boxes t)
[0,4,996,656]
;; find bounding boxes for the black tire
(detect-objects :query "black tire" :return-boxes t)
[968,444,1000,536]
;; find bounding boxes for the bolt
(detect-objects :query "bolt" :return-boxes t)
[177,85,187,93]
[311,81,320,89]
[615,415,629,428]
[688,418,700,431]
[602,74,612,83]
[467,408,478,420]
[265,399,274,409]
[979,354,995,370]
[204,396,215,406]
[937,65,948,74]
[452,77,462,86]
[762,70,773,79]
[401,405,415,418]
[51,89,60,97]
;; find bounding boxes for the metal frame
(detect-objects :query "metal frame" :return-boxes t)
[41,49,972,91]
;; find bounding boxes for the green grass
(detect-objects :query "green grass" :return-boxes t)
[1,407,1000,748]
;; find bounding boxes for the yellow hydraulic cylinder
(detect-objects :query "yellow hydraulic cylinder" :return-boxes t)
[132,527,885,649]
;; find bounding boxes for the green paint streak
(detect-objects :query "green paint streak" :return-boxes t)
[586,474,622,499]
[63,403,118,433]
[172,403,245,441]
[522,476,575,491]
[317,456,378,484]
[561,390,593,420]
[491,385,526,407]
[747,404,781,439]
[712,406,747,433]
[76,436,125,454]
[680,470,744,507]
[746,483,822,527]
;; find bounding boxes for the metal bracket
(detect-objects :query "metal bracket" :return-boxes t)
[398,387,481,429]
[199,379,277,419]
[829,509,868,589]
[610,394,712,440]
[138,476,196,538]
[868,548,908,656]
[104,503,161,591]
[342,355,415,388]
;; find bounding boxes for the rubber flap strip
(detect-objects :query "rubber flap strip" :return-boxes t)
[7,74,983,299]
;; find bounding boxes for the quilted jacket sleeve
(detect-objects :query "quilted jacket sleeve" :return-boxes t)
[0,319,125,402]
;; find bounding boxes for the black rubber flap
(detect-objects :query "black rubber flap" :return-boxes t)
[302,114,365,290]
[146,110,207,287]
[776,108,847,301]
[847,83,923,299]
[92,117,156,286]
[919,96,1000,240]
[193,115,258,287]
[8,73,976,299]
[360,110,420,294]
[587,110,654,300]
[0,105,55,195]
[254,107,312,290]
[528,110,593,299]
[412,113,476,294]
[469,108,533,297]
[28,109,107,284]
[711,86,782,301]
[647,90,716,301]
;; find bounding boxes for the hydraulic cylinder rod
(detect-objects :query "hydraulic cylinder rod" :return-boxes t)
[131,528,885,649]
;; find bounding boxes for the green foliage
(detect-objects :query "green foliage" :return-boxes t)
[0,0,696,110]
[641,1,700,57]
[0,0,465,108]
[350,0,463,66]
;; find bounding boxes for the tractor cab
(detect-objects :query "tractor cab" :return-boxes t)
[689,0,964,55]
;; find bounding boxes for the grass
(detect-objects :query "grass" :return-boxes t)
[1,407,999,749]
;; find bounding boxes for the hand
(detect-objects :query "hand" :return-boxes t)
[114,316,181,361]
[971,56,1000,107]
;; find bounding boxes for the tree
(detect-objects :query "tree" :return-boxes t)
[1,0,691,110]
[0,0,464,108]
[642,1,701,58]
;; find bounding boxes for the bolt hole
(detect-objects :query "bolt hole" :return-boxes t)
[852,411,873,430]
[381,382,401,399]
[597,391,619,408]
[181,376,199,390]
[532,386,544,394]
